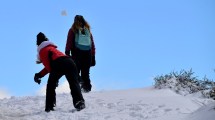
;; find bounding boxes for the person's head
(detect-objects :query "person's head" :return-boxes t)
[72,15,90,33]
[36,32,48,46]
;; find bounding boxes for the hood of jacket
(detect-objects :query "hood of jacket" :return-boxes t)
[36,41,57,63]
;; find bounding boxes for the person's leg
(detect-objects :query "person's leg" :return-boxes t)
[73,56,82,84]
[63,58,85,106]
[65,73,85,110]
[81,66,92,92]
[49,57,85,111]
[45,72,62,112]
[80,50,92,92]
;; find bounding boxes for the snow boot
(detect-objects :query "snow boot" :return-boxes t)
[45,107,55,112]
[81,82,92,93]
[75,100,85,111]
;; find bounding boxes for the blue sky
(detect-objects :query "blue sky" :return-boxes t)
[0,0,214,97]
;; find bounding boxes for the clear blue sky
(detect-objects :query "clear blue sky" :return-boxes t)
[0,0,214,96]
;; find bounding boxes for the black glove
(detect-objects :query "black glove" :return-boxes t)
[34,73,41,84]
[91,56,96,67]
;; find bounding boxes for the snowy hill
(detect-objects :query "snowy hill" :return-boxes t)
[0,87,214,120]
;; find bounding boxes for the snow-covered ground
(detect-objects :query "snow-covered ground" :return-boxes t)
[0,87,214,120]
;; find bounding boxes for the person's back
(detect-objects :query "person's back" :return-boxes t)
[37,41,65,76]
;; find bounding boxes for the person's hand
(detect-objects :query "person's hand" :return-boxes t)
[34,73,41,84]
[91,56,96,67]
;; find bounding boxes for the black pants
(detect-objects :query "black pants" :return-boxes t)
[46,56,84,109]
[73,49,92,85]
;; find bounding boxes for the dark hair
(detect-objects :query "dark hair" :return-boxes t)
[36,32,48,46]
[71,15,91,33]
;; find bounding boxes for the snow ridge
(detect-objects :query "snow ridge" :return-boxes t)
[0,87,214,120]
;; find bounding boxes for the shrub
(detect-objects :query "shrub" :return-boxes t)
[154,69,215,99]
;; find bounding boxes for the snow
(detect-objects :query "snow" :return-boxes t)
[37,81,71,96]
[0,87,214,120]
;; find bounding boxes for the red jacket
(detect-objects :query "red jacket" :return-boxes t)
[65,28,96,56]
[37,41,66,77]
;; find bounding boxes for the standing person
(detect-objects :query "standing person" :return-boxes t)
[65,15,96,93]
[34,32,85,112]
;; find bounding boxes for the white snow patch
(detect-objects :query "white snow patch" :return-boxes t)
[37,81,70,96]
[0,87,214,120]
[37,80,96,96]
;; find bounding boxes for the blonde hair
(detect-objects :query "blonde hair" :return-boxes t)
[71,15,91,33]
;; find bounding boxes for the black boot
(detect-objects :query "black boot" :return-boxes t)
[81,82,92,93]
[45,107,55,112]
[74,100,85,111]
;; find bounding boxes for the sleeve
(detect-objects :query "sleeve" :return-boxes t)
[90,33,96,56]
[39,68,49,78]
[65,28,75,56]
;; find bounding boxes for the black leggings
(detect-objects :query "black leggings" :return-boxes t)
[73,49,92,84]
[46,57,84,109]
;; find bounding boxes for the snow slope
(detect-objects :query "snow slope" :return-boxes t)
[0,87,214,120]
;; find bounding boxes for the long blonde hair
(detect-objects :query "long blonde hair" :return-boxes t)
[71,15,91,33]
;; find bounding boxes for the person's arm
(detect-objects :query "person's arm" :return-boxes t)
[90,34,95,56]
[65,29,75,56]
[34,68,48,84]
[90,33,96,66]
[39,68,49,77]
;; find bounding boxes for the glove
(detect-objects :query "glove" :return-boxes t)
[91,56,96,67]
[34,73,41,84]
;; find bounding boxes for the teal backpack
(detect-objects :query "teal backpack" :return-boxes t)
[75,27,92,50]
